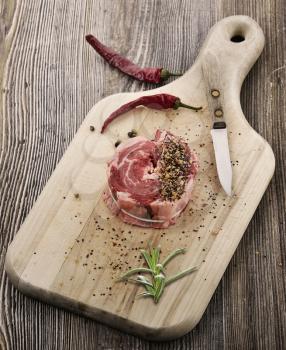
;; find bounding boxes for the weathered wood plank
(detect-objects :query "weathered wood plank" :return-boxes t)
[219,2,286,349]
[0,0,285,349]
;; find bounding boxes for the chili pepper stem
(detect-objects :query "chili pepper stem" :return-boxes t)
[176,101,203,111]
[160,68,183,80]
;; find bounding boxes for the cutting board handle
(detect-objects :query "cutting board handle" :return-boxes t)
[199,16,265,96]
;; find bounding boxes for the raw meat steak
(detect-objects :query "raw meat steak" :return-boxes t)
[103,130,198,228]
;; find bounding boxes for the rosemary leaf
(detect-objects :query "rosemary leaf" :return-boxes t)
[137,291,154,298]
[155,263,164,275]
[125,278,153,293]
[144,284,155,294]
[151,246,160,267]
[154,273,166,303]
[136,275,153,287]
[161,248,186,267]
[140,249,154,270]
[165,266,199,286]
[118,267,152,280]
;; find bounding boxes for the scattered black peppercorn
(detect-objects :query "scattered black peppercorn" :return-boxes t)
[74,193,80,199]
[115,140,121,147]
[90,125,95,131]
[128,129,137,138]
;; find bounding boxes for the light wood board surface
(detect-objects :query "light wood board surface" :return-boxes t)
[4,16,275,340]
[0,1,285,349]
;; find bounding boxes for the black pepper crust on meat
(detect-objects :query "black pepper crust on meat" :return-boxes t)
[158,134,193,201]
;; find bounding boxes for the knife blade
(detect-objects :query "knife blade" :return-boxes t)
[202,55,232,196]
[211,126,232,195]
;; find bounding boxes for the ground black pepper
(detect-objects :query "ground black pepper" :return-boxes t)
[158,135,191,201]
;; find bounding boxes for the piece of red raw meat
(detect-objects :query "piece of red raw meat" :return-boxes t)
[103,130,198,228]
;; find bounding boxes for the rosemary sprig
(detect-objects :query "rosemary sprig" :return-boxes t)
[119,245,198,304]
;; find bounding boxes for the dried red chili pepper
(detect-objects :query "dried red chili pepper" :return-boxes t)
[101,93,202,133]
[86,34,182,83]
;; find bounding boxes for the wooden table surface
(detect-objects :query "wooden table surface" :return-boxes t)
[0,0,285,349]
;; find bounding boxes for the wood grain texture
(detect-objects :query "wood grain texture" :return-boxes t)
[0,0,285,349]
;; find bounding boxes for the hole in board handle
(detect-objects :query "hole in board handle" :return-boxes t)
[230,34,245,43]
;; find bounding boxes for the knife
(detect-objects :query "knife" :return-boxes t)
[202,55,232,196]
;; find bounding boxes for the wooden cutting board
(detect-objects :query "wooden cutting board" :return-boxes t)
[5,16,275,340]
